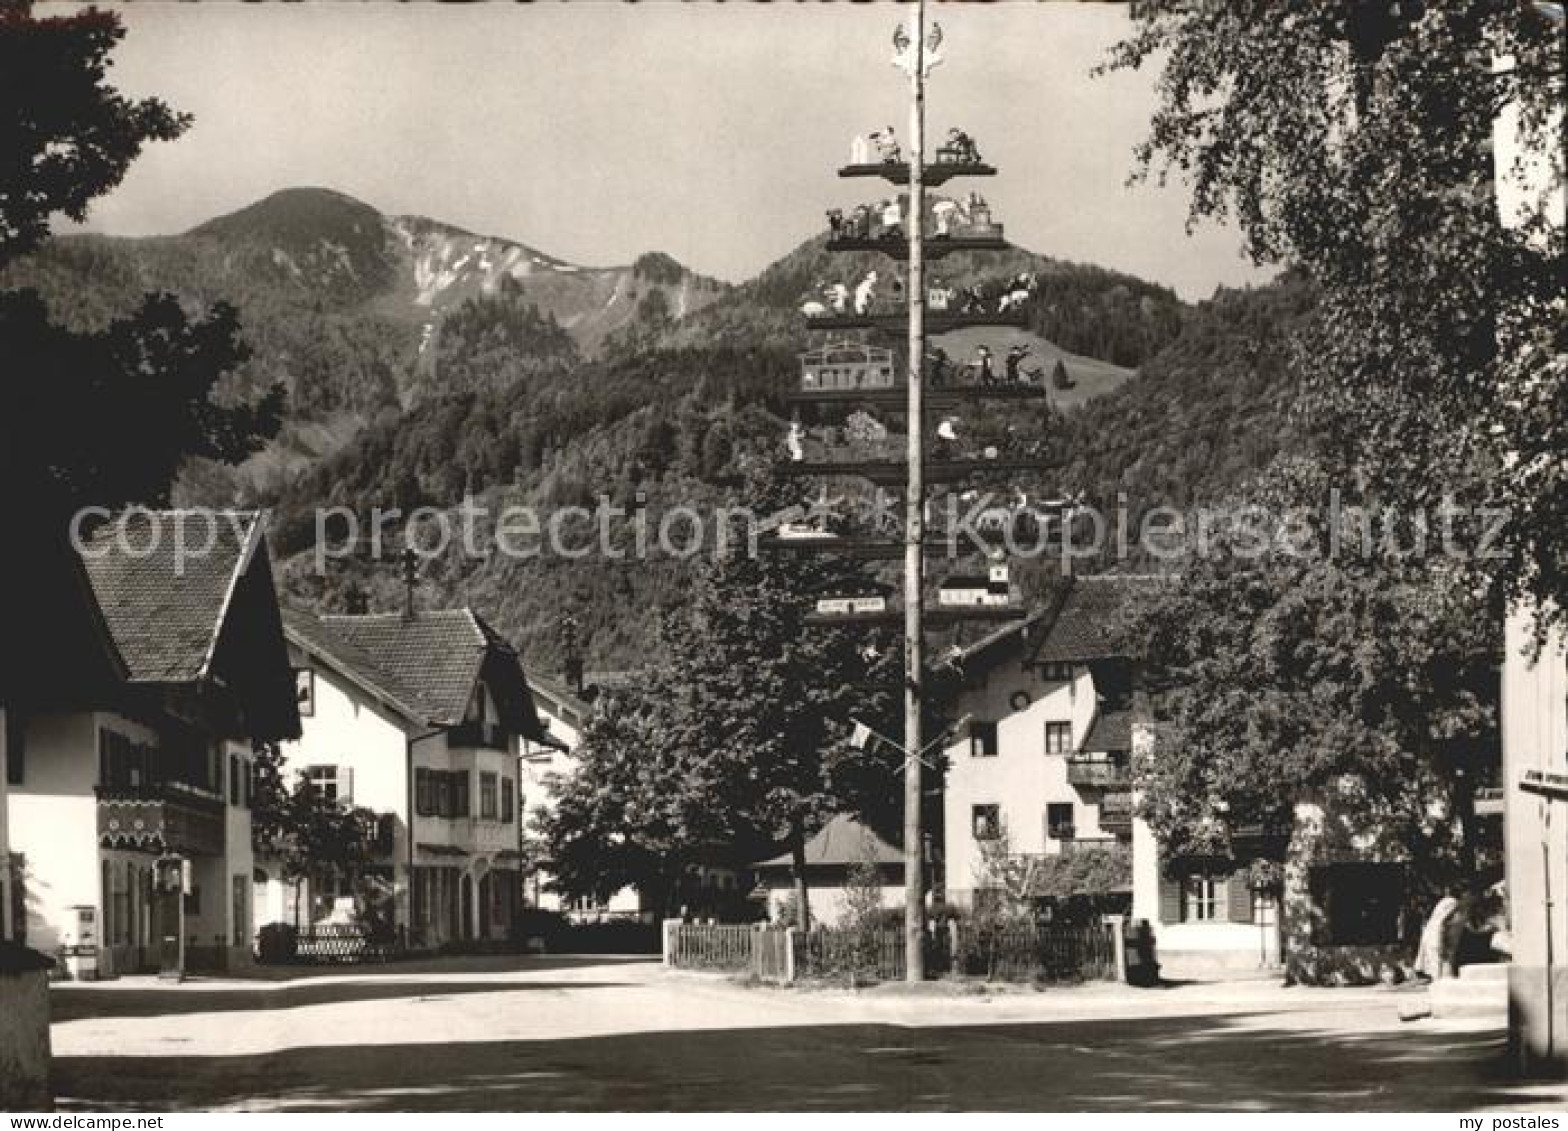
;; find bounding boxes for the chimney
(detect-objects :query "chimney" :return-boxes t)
[343,581,369,616]
[561,613,583,695]
[401,547,419,621]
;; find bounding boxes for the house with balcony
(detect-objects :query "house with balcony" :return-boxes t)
[941,575,1287,970]
[4,510,299,976]
[270,605,551,948]
[941,576,1145,912]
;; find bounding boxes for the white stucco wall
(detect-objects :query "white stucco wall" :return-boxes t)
[943,664,1111,903]
[270,651,411,929]
[7,712,99,954]
[760,877,903,926]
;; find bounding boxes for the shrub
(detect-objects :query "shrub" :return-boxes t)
[256,921,298,965]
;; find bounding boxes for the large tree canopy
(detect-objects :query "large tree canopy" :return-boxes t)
[1,288,283,512]
[1107,1,1565,636]
[1128,458,1498,885]
[0,1,189,266]
[544,498,903,924]
[0,1,282,517]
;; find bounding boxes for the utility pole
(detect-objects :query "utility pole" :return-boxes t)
[902,0,929,983]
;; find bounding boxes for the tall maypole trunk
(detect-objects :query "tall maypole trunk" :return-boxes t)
[902,0,929,983]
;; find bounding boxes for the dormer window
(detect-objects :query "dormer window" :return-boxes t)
[1037,662,1074,683]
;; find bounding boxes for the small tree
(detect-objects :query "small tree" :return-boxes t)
[251,743,381,927]
[838,837,888,984]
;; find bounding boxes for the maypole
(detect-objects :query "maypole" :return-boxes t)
[901,0,929,983]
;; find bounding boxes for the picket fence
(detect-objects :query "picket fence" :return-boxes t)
[664,919,1121,984]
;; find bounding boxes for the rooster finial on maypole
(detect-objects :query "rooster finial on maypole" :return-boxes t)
[892,17,943,77]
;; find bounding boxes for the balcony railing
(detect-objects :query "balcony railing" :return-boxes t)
[1099,791,1133,834]
[1058,836,1120,857]
[97,784,225,856]
[1065,756,1130,789]
[447,720,510,751]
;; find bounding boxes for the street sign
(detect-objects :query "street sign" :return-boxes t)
[1519,768,1568,801]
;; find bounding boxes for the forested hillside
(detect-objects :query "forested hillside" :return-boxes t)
[2,185,1316,672]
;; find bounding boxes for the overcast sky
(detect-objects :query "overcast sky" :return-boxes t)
[81,3,1270,301]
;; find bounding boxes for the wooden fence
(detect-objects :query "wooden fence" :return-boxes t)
[664,919,1120,984]
[665,923,757,970]
[795,927,907,982]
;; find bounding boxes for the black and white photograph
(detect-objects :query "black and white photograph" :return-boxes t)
[0,0,1564,1115]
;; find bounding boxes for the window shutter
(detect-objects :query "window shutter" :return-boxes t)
[342,766,355,805]
[1226,872,1254,923]
[1159,875,1183,924]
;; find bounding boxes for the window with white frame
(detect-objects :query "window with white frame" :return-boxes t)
[305,764,350,806]
[479,772,499,820]
[1183,876,1220,922]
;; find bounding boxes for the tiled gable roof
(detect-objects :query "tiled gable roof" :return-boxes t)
[289,607,545,738]
[322,610,487,726]
[283,607,427,723]
[753,814,903,870]
[79,510,262,683]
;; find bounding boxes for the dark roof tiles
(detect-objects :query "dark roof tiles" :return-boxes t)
[79,510,262,683]
[753,814,904,870]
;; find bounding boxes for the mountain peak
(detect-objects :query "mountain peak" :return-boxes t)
[188,187,383,245]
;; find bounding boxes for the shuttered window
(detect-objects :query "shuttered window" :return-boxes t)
[1226,873,1254,923]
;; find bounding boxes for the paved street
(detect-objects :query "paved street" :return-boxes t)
[46,955,1565,1111]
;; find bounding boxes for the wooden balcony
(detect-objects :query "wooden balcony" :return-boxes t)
[1057,836,1122,856]
[1098,791,1133,835]
[97,784,225,856]
[1065,756,1130,789]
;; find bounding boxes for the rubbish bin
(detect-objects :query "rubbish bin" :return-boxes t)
[1125,918,1161,987]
